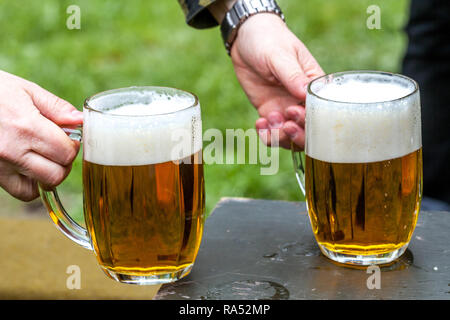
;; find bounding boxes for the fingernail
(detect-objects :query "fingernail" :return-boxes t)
[287,109,301,123]
[267,114,283,129]
[269,122,283,130]
[304,83,309,91]
[71,110,83,118]
[284,125,298,139]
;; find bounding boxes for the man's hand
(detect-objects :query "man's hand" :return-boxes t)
[230,13,324,149]
[0,70,83,201]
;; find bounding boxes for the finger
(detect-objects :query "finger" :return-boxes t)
[16,151,72,190]
[283,120,305,150]
[22,82,83,126]
[29,116,80,166]
[256,117,291,150]
[266,111,285,130]
[269,52,310,101]
[1,175,38,202]
[296,42,326,80]
[0,109,79,167]
[0,161,39,201]
[256,92,301,119]
[256,118,272,146]
[266,111,292,149]
[285,105,306,128]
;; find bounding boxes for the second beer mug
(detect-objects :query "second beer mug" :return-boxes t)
[40,86,205,284]
[292,71,423,265]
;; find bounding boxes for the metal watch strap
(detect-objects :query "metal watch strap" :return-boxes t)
[220,0,285,55]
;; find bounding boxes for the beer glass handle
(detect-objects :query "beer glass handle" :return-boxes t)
[39,126,93,250]
[291,146,306,196]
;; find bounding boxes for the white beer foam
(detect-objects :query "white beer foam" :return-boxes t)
[83,93,201,166]
[305,75,421,163]
[106,101,192,116]
[316,79,412,103]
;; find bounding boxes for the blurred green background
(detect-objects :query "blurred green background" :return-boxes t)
[0,0,409,222]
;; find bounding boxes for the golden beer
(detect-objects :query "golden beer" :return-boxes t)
[40,86,204,284]
[83,151,204,278]
[80,88,204,283]
[293,71,423,265]
[305,149,422,256]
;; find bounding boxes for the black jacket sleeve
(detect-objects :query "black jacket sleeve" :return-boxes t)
[177,0,219,29]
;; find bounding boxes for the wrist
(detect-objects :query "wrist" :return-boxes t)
[238,12,286,35]
[231,13,287,57]
[219,0,285,55]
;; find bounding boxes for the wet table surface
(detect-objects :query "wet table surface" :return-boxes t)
[156,197,450,300]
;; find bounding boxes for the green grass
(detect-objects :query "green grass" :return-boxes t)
[0,0,409,222]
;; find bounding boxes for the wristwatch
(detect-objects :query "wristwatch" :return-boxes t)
[220,0,285,55]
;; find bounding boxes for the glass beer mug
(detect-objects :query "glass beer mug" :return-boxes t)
[40,86,205,284]
[292,71,422,265]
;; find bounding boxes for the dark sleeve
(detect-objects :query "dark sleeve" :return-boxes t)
[177,0,219,29]
[404,0,450,58]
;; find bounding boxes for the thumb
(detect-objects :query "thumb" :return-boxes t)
[269,51,310,101]
[23,82,83,126]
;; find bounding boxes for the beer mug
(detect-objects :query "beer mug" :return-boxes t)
[40,86,205,284]
[292,71,422,265]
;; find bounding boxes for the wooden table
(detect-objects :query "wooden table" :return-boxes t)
[1,197,449,300]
